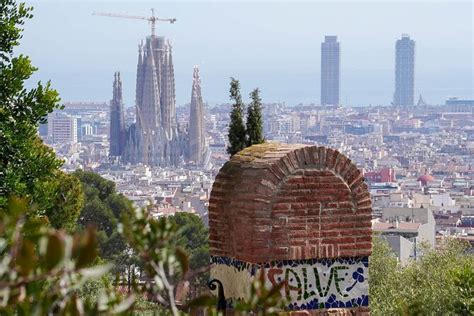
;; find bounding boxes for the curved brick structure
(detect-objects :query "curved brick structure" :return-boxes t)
[209,143,372,262]
[209,143,372,314]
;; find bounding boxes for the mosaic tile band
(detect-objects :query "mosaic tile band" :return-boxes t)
[210,255,369,310]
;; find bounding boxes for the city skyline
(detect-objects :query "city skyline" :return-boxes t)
[21,1,473,106]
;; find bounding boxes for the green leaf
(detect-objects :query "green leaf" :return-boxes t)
[72,227,98,269]
[45,233,64,270]
[16,239,37,277]
[7,196,27,217]
[175,247,189,276]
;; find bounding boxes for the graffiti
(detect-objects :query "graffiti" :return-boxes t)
[265,263,366,307]
[210,255,369,310]
[267,266,350,300]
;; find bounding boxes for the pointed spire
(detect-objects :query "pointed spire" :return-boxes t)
[138,41,144,66]
[160,39,176,138]
[136,40,146,109]
[188,66,207,166]
[113,71,122,101]
[417,94,427,107]
[192,66,201,94]
[167,40,177,131]
[110,71,125,157]
[139,40,161,130]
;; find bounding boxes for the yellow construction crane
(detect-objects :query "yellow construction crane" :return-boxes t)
[93,8,176,37]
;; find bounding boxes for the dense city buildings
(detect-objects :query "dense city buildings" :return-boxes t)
[445,97,474,113]
[320,35,340,106]
[37,25,473,262]
[394,34,415,106]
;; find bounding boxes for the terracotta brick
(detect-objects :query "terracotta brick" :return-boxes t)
[209,144,372,313]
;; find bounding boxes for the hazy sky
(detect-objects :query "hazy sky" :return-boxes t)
[22,1,473,107]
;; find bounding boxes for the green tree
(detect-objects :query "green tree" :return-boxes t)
[369,235,403,315]
[0,1,63,204]
[0,0,84,234]
[0,197,133,315]
[42,171,84,233]
[227,77,247,156]
[121,208,190,315]
[166,213,209,302]
[168,212,209,270]
[73,170,133,260]
[370,236,474,316]
[246,88,264,146]
[450,261,474,315]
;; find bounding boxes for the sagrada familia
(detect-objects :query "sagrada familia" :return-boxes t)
[109,35,209,167]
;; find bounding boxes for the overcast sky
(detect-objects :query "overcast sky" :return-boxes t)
[22,0,473,107]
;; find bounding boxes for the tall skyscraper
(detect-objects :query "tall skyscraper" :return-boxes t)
[321,35,340,106]
[188,66,208,166]
[109,71,125,157]
[394,34,415,106]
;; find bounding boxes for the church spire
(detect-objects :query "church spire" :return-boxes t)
[110,71,125,157]
[417,94,427,107]
[160,40,177,140]
[188,66,207,166]
[136,40,145,110]
[167,41,178,135]
[140,40,161,130]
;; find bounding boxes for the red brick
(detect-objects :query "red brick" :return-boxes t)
[209,143,372,274]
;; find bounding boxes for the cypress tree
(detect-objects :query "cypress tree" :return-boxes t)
[227,78,247,156]
[246,88,265,146]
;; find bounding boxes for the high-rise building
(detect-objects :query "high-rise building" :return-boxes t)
[109,71,125,157]
[51,115,77,144]
[188,66,208,166]
[394,34,415,106]
[321,35,340,106]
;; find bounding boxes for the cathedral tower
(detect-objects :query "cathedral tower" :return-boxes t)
[188,66,207,166]
[109,71,125,157]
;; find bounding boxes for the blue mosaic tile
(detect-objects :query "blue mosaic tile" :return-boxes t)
[210,255,370,311]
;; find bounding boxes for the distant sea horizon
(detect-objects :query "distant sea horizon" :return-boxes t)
[30,69,473,109]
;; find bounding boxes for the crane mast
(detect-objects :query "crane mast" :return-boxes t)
[93,8,176,37]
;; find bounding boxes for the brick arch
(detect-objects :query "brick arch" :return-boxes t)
[209,143,372,263]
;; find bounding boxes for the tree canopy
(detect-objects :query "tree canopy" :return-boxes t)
[370,235,474,315]
[0,0,84,233]
[73,170,132,261]
[246,88,264,146]
[227,77,247,156]
[0,1,62,202]
[168,212,209,271]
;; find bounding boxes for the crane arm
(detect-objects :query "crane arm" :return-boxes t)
[93,9,176,36]
[93,12,150,21]
[156,17,177,23]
